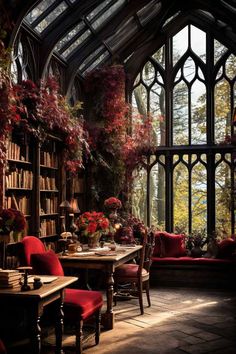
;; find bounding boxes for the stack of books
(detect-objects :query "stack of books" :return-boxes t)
[0,269,22,289]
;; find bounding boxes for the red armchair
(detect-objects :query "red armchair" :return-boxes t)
[20,236,103,354]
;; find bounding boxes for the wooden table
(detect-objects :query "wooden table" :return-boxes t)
[59,245,142,330]
[0,275,77,354]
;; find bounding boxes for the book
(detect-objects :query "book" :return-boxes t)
[0,270,21,279]
[0,273,21,281]
[0,281,21,288]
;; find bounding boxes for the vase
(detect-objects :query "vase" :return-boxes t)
[191,246,203,258]
[88,233,101,249]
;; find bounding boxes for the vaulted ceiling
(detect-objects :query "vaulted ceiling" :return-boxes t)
[1,0,236,93]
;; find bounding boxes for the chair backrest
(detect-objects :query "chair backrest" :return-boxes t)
[31,250,64,276]
[143,231,155,272]
[138,232,148,275]
[20,236,46,266]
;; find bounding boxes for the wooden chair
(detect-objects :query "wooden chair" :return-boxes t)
[114,231,155,314]
[20,236,103,354]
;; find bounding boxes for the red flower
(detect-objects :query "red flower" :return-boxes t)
[0,208,26,233]
[104,197,122,210]
[75,211,110,237]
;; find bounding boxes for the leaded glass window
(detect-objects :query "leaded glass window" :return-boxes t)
[131,24,236,239]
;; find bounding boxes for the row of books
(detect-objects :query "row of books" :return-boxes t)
[40,219,57,236]
[6,169,33,189]
[40,197,58,214]
[40,151,58,168]
[0,269,22,288]
[40,176,57,191]
[7,141,29,162]
[6,195,30,215]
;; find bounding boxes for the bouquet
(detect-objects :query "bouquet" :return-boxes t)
[0,208,26,234]
[104,197,122,210]
[75,211,110,238]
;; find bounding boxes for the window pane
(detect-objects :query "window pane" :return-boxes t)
[214,39,228,64]
[183,57,196,83]
[173,81,189,145]
[173,159,189,233]
[215,156,232,238]
[150,159,165,228]
[191,160,207,232]
[150,83,166,146]
[61,29,92,58]
[132,169,147,224]
[173,26,188,66]
[54,22,85,52]
[35,2,68,33]
[214,79,231,143]
[152,46,165,69]
[142,61,155,86]
[190,25,206,63]
[132,84,147,116]
[191,80,206,144]
[25,0,56,25]
[225,54,236,81]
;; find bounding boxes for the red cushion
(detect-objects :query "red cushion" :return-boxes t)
[21,236,46,266]
[115,263,148,277]
[31,250,64,276]
[218,238,236,259]
[160,232,186,257]
[0,339,6,354]
[64,288,103,320]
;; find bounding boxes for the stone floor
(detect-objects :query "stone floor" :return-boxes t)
[42,286,236,354]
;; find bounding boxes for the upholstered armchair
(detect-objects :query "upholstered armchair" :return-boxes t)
[20,236,103,354]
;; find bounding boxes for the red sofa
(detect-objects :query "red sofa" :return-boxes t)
[150,232,236,288]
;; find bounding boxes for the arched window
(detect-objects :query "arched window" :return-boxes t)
[131,24,236,239]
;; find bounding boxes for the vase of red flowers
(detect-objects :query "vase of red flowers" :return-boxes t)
[75,211,110,248]
[0,208,26,268]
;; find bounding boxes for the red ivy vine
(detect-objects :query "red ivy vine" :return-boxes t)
[85,65,158,202]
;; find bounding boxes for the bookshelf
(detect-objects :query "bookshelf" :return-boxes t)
[39,137,62,239]
[3,130,86,244]
[5,132,34,236]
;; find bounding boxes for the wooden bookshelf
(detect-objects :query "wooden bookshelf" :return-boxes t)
[39,137,63,238]
[4,130,87,243]
[5,132,33,237]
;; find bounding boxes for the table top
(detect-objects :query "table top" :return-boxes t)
[59,244,142,262]
[0,275,77,299]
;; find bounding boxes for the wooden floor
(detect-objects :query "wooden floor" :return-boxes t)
[42,286,236,354]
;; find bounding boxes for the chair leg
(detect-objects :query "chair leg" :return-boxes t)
[95,310,101,345]
[138,281,144,315]
[75,319,83,354]
[145,280,151,307]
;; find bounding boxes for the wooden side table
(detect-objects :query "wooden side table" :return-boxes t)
[0,275,77,354]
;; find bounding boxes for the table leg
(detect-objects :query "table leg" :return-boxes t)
[54,297,64,354]
[29,307,42,354]
[102,270,114,330]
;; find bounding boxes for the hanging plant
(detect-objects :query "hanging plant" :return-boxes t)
[12,77,90,175]
[85,65,130,202]
[85,65,158,206]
